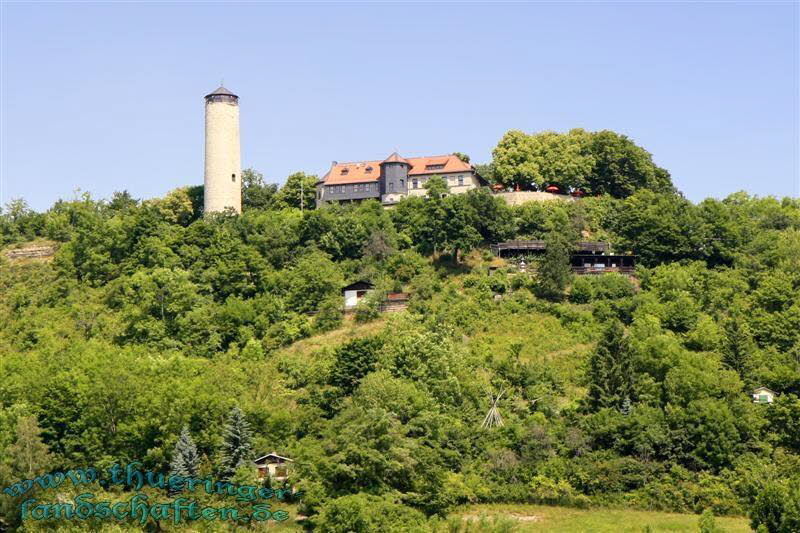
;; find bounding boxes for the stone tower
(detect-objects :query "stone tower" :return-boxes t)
[204,86,241,214]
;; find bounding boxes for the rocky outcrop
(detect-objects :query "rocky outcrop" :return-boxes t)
[3,245,56,260]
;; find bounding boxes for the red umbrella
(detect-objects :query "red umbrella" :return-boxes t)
[545,185,560,193]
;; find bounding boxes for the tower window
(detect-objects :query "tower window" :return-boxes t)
[231,173,236,182]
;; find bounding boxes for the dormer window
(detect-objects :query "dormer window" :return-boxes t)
[341,168,349,175]
[425,164,446,170]
[365,166,373,173]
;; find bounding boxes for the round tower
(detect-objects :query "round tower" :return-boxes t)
[204,86,241,214]
[379,152,411,203]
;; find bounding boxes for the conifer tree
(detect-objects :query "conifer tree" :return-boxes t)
[587,321,635,411]
[535,230,573,301]
[169,425,199,479]
[721,312,756,381]
[219,407,253,480]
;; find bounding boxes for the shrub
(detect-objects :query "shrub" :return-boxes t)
[527,474,589,508]
[699,508,723,533]
[314,494,427,533]
[749,477,800,533]
[314,296,343,332]
[354,291,382,323]
[569,277,595,303]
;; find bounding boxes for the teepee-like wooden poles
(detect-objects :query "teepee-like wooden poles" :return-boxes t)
[481,388,506,429]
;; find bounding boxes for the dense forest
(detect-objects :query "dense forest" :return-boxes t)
[1,130,799,532]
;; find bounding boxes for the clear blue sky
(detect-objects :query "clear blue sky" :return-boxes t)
[1,1,798,211]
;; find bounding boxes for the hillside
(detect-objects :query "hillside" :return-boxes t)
[1,186,799,532]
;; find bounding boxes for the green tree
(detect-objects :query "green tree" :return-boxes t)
[587,321,635,411]
[219,407,253,481]
[146,187,196,226]
[4,415,53,478]
[329,337,384,395]
[614,189,704,266]
[768,394,800,452]
[276,171,318,210]
[585,130,673,197]
[492,130,540,189]
[535,231,573,300]
[285,250,344,313]
[721,308,757,380]
[107,190,139,212]
[424,175,449,199]
[169,425,200,479]
[0,415,54,530]
[442,195,482,262]
[492,129,593,190]
[750,478,800,533]
[241,168,278,211]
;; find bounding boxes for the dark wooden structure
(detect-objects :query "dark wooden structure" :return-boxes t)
[570,254,635,274]
[491,239,635,275]
[380,293,410,312]
[491,240,611,257]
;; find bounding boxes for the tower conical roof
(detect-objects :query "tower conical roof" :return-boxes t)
[205,86,238,98]
[381,152,410,165]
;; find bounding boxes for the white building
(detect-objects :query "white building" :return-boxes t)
[342,281,375,309]
[752,387,777,404]
[253,452,293,481]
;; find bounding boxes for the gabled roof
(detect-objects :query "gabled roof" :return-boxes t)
[205,86,238,98]
[407,154,472,176]
[321,154,474,185]
[342,280,374,292]
[253,452,294,464]
[753,387,777,394]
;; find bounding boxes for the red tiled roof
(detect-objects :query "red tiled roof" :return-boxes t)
[321,154,473,185]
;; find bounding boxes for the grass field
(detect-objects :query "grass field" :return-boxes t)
[456,504,752,532]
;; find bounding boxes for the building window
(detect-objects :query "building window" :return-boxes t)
[458,175,464,186]
[390,183,394,192]
[231,173,236,182]
[400,179,404,188]
[425,163,445,170]
[412,179,418,189]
